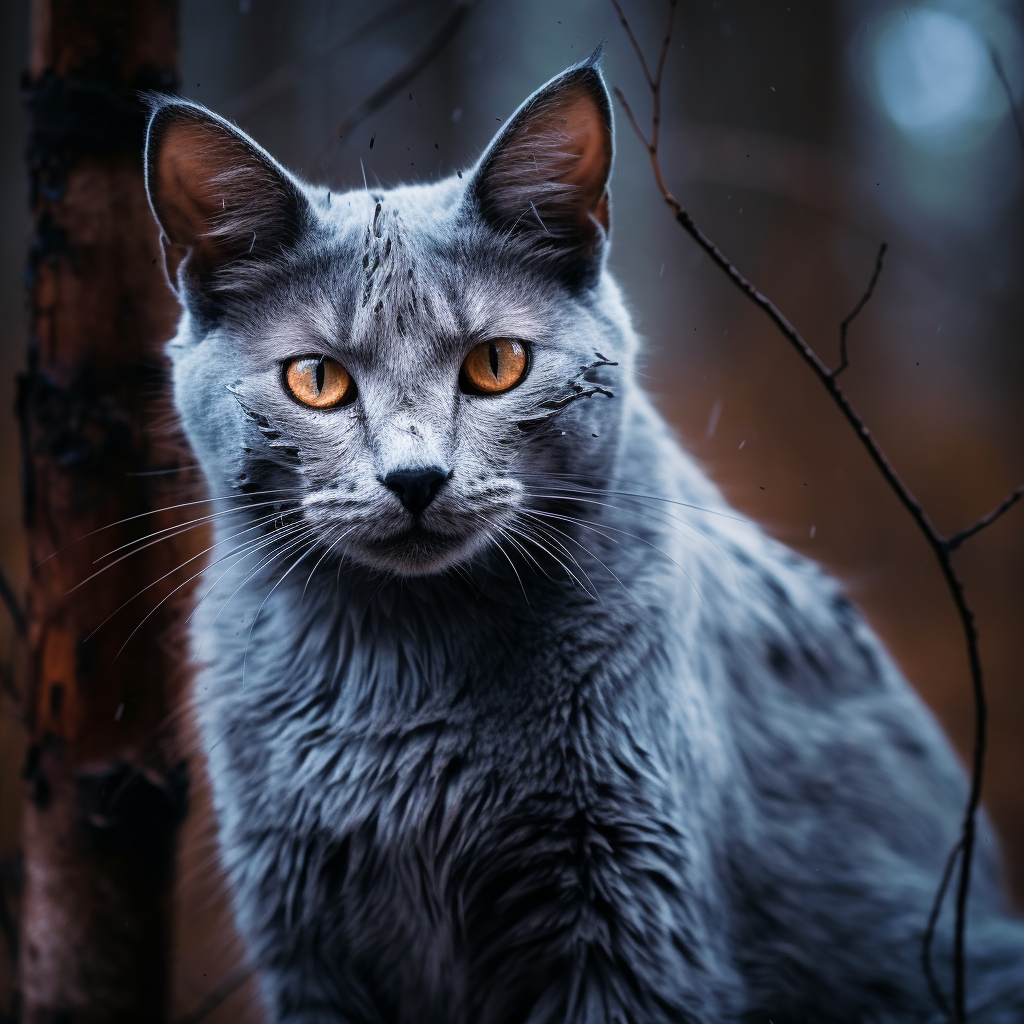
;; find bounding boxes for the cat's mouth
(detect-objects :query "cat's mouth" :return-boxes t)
[353,520,485,576]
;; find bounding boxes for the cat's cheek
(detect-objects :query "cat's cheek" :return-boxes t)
[170,353,246,490]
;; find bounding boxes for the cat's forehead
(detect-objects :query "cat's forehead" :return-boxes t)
[266,181,568,362]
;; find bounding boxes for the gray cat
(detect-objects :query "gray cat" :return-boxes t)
[145,57,1024,1023]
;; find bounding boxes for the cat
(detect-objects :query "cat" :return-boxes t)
[145,56,1024,1023]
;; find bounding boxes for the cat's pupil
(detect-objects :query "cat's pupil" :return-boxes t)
[315,357,325,394]
[488,342,500,378]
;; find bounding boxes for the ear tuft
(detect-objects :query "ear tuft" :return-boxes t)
[470,62,613,279]
[144,100,309,295]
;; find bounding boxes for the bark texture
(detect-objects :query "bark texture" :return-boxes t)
[18,3,194,1021]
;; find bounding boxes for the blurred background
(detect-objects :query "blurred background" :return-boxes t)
[0,0,1022,1020]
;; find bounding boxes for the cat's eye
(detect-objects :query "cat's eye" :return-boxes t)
[460,338,528,395]
[283,355,354,409]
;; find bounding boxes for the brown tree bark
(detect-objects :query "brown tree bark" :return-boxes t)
[17,3,197,1021]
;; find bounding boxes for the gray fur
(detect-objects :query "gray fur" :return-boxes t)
[146,60,1024,1023]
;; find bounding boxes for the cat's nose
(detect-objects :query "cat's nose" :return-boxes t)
[381,467,450,517]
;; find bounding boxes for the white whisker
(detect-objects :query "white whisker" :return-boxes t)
[19,487,298,582]
[243,538,321,685]
[109,523,309,665]
[94,497,296,565]
[523,507,704,606]
[191,525,322,661]
[82,517,299,642]
[74,508,290,595]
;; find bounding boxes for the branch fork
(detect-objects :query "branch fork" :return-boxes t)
[609,4,1024,1021]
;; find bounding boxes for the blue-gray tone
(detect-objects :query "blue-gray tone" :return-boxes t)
[145,59,1024,1023]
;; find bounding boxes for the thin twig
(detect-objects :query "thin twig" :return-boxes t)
[171,965,254,1024]
[946,484,1024,553]
[834,242,887,377]
[222,0,426,121]
[331,0,482,147]
[922,839,962,1016]
[0,564,26,637]
[610,4,1024,1021]
[989,46,1024,160]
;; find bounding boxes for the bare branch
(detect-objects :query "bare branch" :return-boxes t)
[612,86,650,150]
[171,965,254,1024]
[946,483,1024,553]
[922,839,962,1017]
[223,0,426,122]
[649,0,678,154]
[332,0,481,148]
[652,1,677,88]
[833,242,887,378]
[608,0,655,89]
[611,4,1024,1021]
[0,564,26,637]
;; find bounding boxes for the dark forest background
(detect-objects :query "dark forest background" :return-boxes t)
[0,0,1022,1020]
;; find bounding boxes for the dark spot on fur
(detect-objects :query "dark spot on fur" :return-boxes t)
[671,931,700,967]
[763,574,790,606]
[801,645,825,677]
[768,644,793,678]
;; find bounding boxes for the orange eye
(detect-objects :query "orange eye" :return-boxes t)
[284,356,354,409]
[460,339,528,395]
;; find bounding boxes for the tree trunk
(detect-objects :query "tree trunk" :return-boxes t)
[18,3,195,1021]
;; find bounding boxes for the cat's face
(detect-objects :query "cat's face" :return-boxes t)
[148,60,630,577]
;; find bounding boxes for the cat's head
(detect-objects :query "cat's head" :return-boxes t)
[146,58,636,578]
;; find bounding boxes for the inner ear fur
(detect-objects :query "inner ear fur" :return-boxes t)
[473,63,613,260]
[145,101,307,288]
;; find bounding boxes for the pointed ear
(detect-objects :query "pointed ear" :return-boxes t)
[470,60,613,281]
[144,99,310,296]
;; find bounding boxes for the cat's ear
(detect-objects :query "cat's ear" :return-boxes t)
[469,57,613,282]
[145,99,310,295]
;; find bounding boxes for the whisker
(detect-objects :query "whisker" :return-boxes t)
[480,517,552,581]
[182,532,303,640]
[109,524,310,665]
[94,497,296,565]
[488,533,531,609]
[301,528,353,602]
[125,465,201,477]
[242,537,321,685]
[525,486,740,586]
[514,511,632,600]
[190,525,321,660]
[75,508,290,594]
[506,518,601,600]
[85,519,303,644]
[523,507,704,606]
[19,487,297,582]
[496,515,599,600]
[522,474,742,521]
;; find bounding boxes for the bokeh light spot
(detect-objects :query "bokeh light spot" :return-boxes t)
[875,9,990,132]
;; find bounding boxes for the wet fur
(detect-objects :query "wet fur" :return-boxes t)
[146,59,1024,1023]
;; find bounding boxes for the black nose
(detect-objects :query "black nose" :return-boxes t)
[382,467,449,517]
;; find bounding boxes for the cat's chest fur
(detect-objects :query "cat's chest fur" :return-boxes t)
[195,568,703,844]
[192,568,734,1017]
